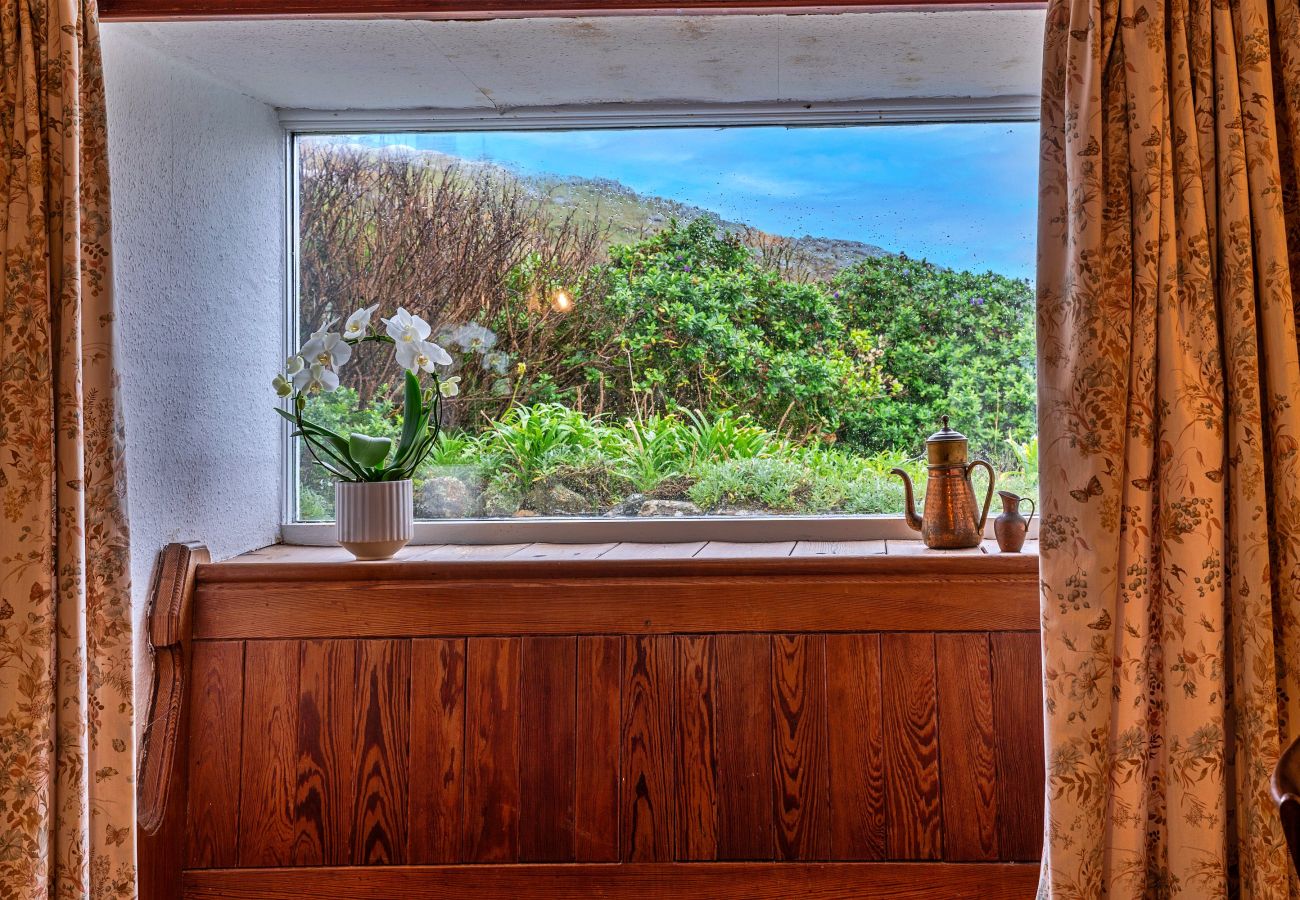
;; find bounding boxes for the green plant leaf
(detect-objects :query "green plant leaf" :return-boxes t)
[348,432,392,469]
[393,370,422,462]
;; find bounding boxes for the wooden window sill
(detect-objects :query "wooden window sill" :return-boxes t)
[211,538,1039,581]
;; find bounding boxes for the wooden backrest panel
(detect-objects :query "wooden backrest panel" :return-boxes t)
[141,547,1045,898]
[183,630,1043,868]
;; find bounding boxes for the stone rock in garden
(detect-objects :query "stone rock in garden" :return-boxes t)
[511,509,539,518]
[536,484,591,516]
[419,476,474,518]
[635,499,702,517]
[606,493,647,517]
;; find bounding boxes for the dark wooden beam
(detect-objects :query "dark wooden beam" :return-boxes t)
[98,0,1044,22]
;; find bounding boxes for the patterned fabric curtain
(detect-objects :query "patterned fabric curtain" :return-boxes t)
[0,0,134,897]
[1037,0,1300,895]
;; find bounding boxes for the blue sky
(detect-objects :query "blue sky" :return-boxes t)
[333,123,1038,279]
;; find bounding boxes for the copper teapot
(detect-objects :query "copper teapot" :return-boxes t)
[890,417,995,550]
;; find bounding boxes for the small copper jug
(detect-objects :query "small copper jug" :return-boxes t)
[890,416,995,550]
[993,490,1035,553]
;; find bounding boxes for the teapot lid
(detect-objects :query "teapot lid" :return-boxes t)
[926,415,967,445]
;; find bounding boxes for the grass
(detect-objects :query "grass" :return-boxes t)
[298,398,1039,520]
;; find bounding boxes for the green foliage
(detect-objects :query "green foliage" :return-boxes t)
[292,217,1040,521]
[297,397,1040,520]
[831,253,1036,461]
[602,219,889,438]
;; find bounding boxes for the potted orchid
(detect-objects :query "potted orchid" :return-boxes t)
[273,304,459,559]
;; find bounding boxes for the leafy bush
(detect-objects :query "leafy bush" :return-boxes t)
[600,219,890,439]
[831,254,1036,461]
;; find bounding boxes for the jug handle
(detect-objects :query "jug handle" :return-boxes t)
[967,459,996,532]
[1022,497,1036,530]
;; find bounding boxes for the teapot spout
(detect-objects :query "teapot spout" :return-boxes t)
[890,468,923,532]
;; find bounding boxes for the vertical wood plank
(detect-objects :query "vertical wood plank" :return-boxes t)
[351,640,410,865]
[676,635,718,861]
[186,641,245,869]
[772,634,829,860]
[575,636,622,862]
[825,634,885,861]
[462,637,522,863]
[936,633,998,861]
[714,633,773,860]
[238,640,300,867]
[881,632,941,860]
[408,638,466,865]
[621,635,675,862]
[519,636,578,862]
[294,640,356,866]
[991,632,1045,861]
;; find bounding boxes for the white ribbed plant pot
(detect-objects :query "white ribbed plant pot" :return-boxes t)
[336,480,414,561]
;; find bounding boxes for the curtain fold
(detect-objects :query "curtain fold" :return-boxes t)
[1037,0,1300,895]
[0,0,134,898]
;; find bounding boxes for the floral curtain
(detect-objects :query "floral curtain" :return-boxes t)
[1037,0,1300,895]
[0,0,134,897]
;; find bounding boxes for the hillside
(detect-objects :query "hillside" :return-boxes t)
[380,144,889,278]
[532,173,888,277]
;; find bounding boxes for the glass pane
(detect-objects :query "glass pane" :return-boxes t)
[292,124,1038,521]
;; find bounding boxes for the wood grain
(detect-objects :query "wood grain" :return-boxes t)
[351,640,410,865]
[600,541,707,560]
[574,636,622,862]
[772,634,829,860]
[695,541,795,559]
[462,637,522,863]
[790,541,886,557]
[185,640,244,869]
[714,634,772,860]
[519,636,577,862]
[675,635,718,861]
[294,640,356,866]
[621,635,676,862]
[183,862,1043,900]
[140,542,209,900]
[825,633,885,861]
[408,638,466,864]
[238,641,300,867]
[991,632,1045,861]
[194,574,1038,639]
[510,543,618,560]
[935,633,998,861]
[881,633,940,861]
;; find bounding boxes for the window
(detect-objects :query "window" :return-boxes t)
[287,123,1038,531]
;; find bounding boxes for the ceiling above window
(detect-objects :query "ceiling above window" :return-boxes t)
[103,10,1045,114]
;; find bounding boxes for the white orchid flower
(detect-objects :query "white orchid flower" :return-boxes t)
[451,322,498,353]
[438,376,461,398]
[301,330,352,370]
[342,303,379,339]
[395,339,452,374]
[271,374,294,398]
[285,355,305,377]
[293,362,339,394]
[382,307,432,346]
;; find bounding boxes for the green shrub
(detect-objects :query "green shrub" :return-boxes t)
[602,219,889,439]
[831,254,1036,461]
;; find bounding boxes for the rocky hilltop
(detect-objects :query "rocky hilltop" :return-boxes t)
[376,143,889,277]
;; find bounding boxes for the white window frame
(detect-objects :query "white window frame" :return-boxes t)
[278,98,1040,545]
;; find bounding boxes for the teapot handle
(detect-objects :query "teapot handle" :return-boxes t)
[966,459,996,532]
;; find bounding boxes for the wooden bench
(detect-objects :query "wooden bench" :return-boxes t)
[139,540,1045,899]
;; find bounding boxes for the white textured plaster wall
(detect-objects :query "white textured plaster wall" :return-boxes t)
[101,27,285,614]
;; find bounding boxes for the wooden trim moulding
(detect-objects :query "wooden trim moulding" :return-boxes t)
[182,862,1041,899]
[99,0,1047,22]
[138,542,211,900]
[198,551,1037,583]
[193,576,1039,640]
